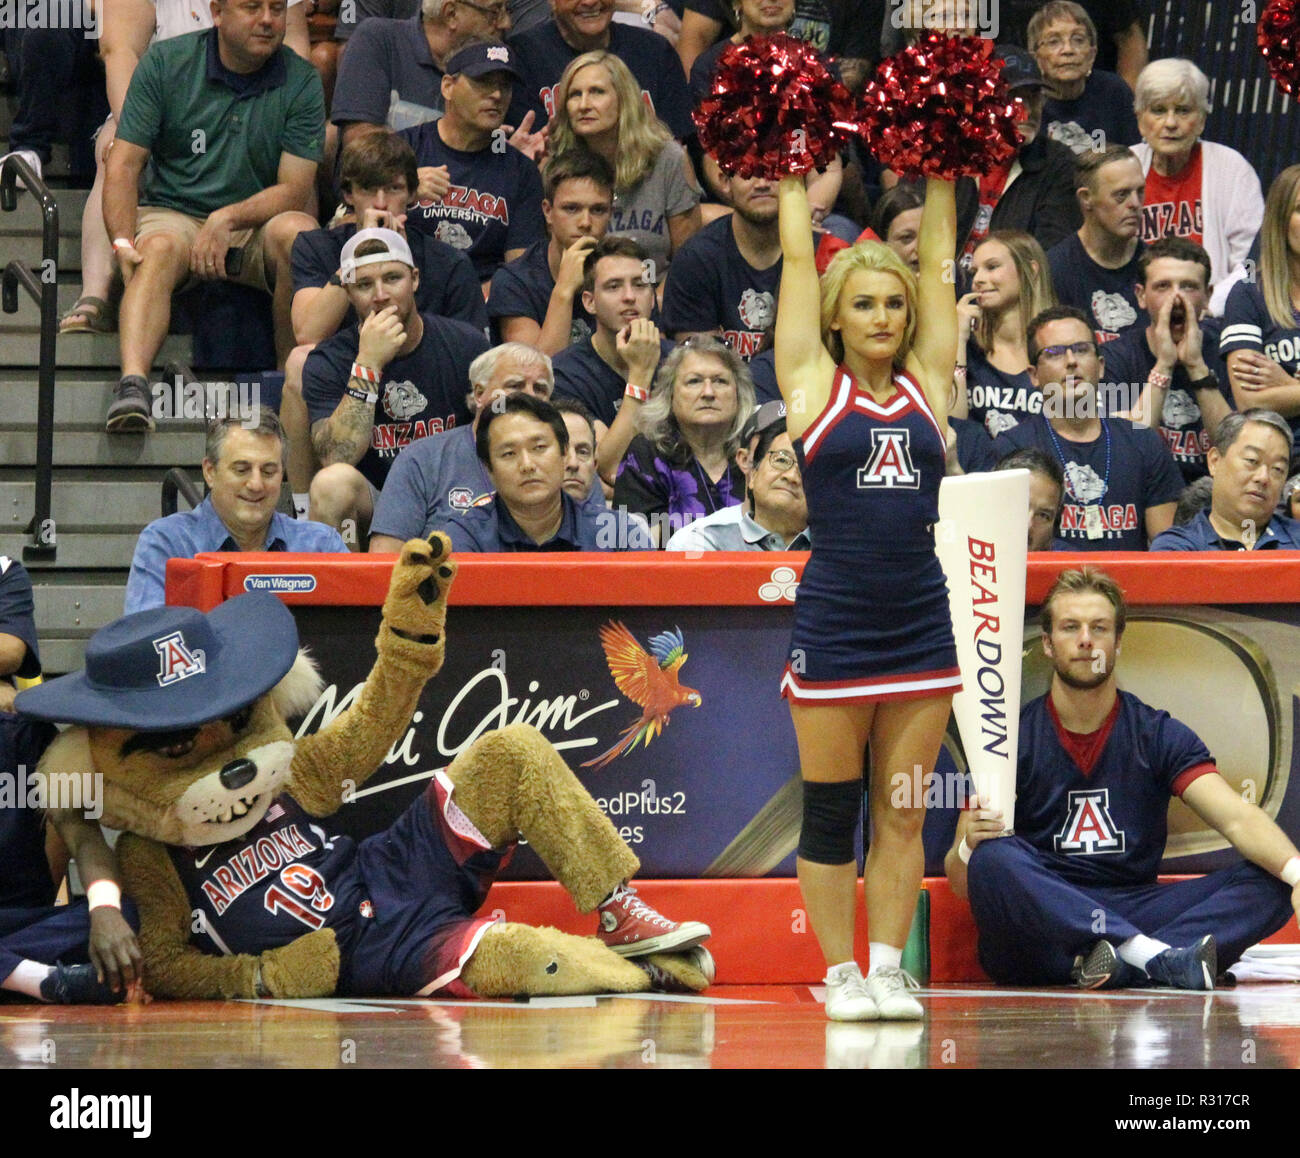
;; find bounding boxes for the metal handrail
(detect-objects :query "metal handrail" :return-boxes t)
[1,153,59,562]
[161,468,204,517]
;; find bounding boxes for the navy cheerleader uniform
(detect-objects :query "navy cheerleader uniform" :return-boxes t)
[780,366,962,703]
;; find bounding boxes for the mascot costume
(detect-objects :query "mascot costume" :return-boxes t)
[16,536,714,1000]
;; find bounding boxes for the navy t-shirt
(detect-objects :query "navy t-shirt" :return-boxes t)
[659,216,781,360]
[290,223,488,334]
[551,336,677,427]
[506,20,695,140]
[0,713,58,909]
[1012,692,1212,889]
[1098,318,1229,482]
[0,556,41,679]
[684,0,877,59]
[992,414,1184,549]
[486,238,596,345]
[746,348,783,404]
[965,344,1043,438]
[1042,71,1140,156]
[1220,279,1300,441]
[330,12,444,131]
[952,416,998,473]
[399,122,546,280]
[302,313,488,490]
[1047,232,1147,345]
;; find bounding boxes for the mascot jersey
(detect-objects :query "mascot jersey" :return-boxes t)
[168,797,365,957]
[1011,692,1214,889]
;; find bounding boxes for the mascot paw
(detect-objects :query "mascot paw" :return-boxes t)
[461,924,656,997]
[383,533,456,646]
[258,929,340,998]
[636,946,716,993]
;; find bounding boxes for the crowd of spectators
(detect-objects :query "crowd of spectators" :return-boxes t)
[5,0,1299,592]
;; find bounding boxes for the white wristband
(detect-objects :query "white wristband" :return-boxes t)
[1282,857,1300,888]
[86,880,122,911]
[957,837,972,865]
[112,237,136,253]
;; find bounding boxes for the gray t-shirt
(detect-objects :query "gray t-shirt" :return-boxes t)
[609,140,700,280]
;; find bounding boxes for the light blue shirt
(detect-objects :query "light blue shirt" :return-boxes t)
[124,496,347,613]
[664,504,811,552]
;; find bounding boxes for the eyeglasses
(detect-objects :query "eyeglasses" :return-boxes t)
[761,449,799,473]
[454,0,509,19]
[1038,33,1090,51]
[1036,341,1097,362]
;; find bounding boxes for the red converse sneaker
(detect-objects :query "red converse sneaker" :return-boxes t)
[596,883,710,957]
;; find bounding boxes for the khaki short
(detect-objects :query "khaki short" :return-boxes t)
[135,206,272,293]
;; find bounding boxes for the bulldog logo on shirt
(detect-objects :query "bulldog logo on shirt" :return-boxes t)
[435,222,474,250]
[383,380,428,422]
[1062,461,1106,503]
[737,289,775,332]
[1162,388,1200,428]
[1091,290,1137,333]
[984,410,1020,437]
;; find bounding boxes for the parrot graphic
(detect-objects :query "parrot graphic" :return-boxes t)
[581,621,702,770]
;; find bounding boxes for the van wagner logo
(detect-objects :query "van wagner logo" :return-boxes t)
[582,622,702,770]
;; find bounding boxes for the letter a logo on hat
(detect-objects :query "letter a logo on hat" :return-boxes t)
[154,631,206,687]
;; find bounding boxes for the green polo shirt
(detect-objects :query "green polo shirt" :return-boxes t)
[116,29,324,220]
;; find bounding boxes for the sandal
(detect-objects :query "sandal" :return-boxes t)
[60,295,114,334]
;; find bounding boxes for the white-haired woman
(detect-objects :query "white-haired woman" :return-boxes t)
[611,336,753,544]
[1131,58,1263,314]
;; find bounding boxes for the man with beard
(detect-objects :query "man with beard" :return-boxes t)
[660,170,783,361]
[945,567,1300,990]
[992,306,1182,549]
[304,228,488,540]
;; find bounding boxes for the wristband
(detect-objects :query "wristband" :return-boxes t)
[1147,369,1173,391]
[112,237,136,253]
[345,383,379,405]
[953,364,967,379]
[957,837,972,865]
[624,383,650,403]
[1282,857,1300,888]
[1188,371,1219,392]
[86,880,122,911]
[351,361,381,385]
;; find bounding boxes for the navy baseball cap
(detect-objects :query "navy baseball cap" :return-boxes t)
[994,44,1046,90]
[16,593,300,731]
[445,41,522,82]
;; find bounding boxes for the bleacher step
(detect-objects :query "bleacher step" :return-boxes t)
[1,427,205,468]
[31,582,129,635]
[0,329,191,368]
[0,479,185,531]
[0,531,141,570]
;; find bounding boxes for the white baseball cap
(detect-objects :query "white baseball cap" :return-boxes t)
[339,227,415,284]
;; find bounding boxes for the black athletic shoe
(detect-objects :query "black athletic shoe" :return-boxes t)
[1145,935,1217,991]
[1070,940,1145,990]
[39,963,125,1005]
[106,375,155,433]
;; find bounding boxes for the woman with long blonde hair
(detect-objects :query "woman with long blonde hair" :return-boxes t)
[1221,164,1300,438]
[775,171,960,1022]
[548,50,702,280]
[954,230,1057,437]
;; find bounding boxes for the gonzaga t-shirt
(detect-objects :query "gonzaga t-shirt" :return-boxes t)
[302,313,488,489]
[964,343,1042,438]
[1048,232,1147,346]
[1219,278,1300,440]
[399,122,545,280]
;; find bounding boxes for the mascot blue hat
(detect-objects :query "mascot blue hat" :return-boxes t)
[16,594,300,731]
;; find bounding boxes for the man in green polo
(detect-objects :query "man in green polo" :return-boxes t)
[104,0,325,433]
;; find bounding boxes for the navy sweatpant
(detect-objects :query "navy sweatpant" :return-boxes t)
[0,898,140,983]
[967,835,1294,985]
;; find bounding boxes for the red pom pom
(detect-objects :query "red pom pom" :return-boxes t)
[693,33,862,179]
[858,33,1025,179]
[1259,0,1300,96]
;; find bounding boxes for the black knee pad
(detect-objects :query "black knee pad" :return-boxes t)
[798,780,863,864]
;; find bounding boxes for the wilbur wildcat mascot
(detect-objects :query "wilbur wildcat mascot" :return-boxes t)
[16,536,713,1000]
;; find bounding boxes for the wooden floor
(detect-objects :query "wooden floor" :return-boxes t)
[4,983,1299,1070]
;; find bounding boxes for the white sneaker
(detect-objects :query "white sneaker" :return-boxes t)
[823,963,879,1022]
[866,965,924,1019]
[2,149,42,191]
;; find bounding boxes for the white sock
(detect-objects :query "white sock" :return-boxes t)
[1118,934,1170,972]
[868,942,902,975]
[826,960,861,980]
[2,960,53,999]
